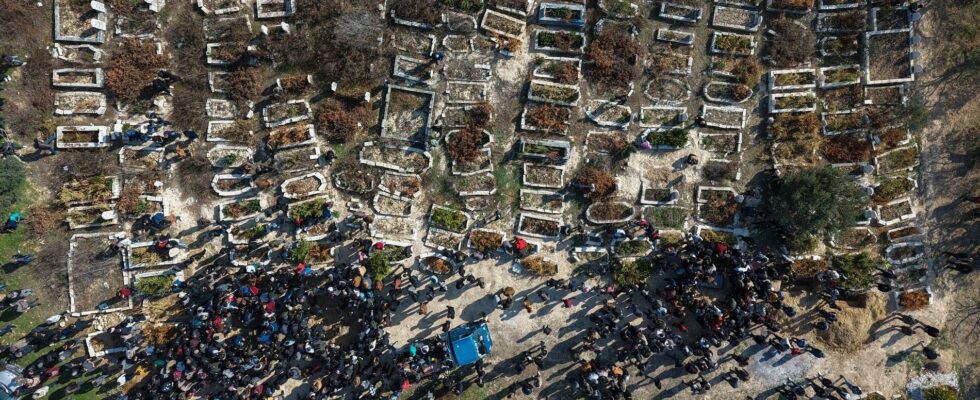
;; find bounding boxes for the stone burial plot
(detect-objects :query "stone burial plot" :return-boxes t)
[287,196,333,241]
[864,84,906,107]
[821,86,864,113]
[443,35,474,53]
[517,213,562,240]
[874,146,919,175]
[359,142,432,174]
[262,100,312,128]
[443,10,478,33]
[273,145,321,174]
[256,0,295,19]
[538,2,587,28]
[197,0,244,15]
[206,43,246,66]
[598,0,641,19]
[659,2,703,23]
[58,175,121,207]
[527,80,581,107]
[711,6,763,32]
[56,126,110,149]
[643,205,688,230]
[211,174,255,197]
[519,139,571,164]
[227,220,274,245]
[818,132,871,164]
[864,30,915,85]
[533,29,587,54]
[870,6,911,31]
[67,233,129,315]
[118,146,165,171]
[644,78,691,105]
[207,145,254,169]
[584,131,630,157]
[54,0,107,44]
[332,165,377,196]
[871,174,916,205]
[701,159,741,183]
[468,228,506,254]
[768,68,817,91]
[643,128,691,151]
[445,82,488,104]
[207,120,253,143]
[52,44,104,64]
[54,92,107,116]
[51,68,104,89]
[378,172,422,199]
[819,65,862,88]
[700,105,746,130]
[124,241,187,270]
[267,124,316,151]
[441,103,494,129]
[821,111,865,136]
[819,35,861,58]
[521,103,571,135]
[451,148,493,176]
[520,189,564,214]
[703,81,754,104]
[281,172,328,200]
[203,15,252,42]
[816,10,867,34]
[768,92,817,113]
[656,29,695,46]
[481,9,526,39]
[426,206,470,250]
[393,56,436,85]
[696,186,739,228]
[699,132,741,156]
[709,32,756,56]
[876,197,916,226]
[523,163,565,189]
[381,86,435,143]
[640,183,679,206]
[586,201,636,224]
[585,100,632,129]
[647,47,694,76]
[370,215,421,241]
[442,57,493,82]
[373,192,413,217]
[66,203,118,230]
[532,56,582,85]
[830,227,877,250]
[218,197,264,222]
[766,0,812,15]
[205,99,238,119]
[885,224,923,243]
[453,172,497,196]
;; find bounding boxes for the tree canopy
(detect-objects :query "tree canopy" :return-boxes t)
[765,166,866,243]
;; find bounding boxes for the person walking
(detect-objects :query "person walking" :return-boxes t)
[523,297,533,314]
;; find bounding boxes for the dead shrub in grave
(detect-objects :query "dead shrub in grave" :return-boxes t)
[587,25,642,90]
[820,134,870,163]
[771,112,820,141]
[768,17,813,67]
[317,99,371,143]
[526,104,568,131]
[731,58,761,88]
[391,0,443,25]
[522,256,558,276]
[574,167,616,199]
[553,63,579,84]
[469,101,494,129]
[225,67,262,105]
[116,185,143,215]
[106,38,168,102]
[446,126,483,163]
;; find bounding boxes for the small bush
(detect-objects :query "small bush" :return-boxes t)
[526,104,569,132]
[522,256,558,276]
[615,258,653,286]
[923,386,959,400]
[646,129,689,148]
[225,67,262,104]
[317,99,370,143]
[587,25,641,90]
[431,207,467,232]
[364,250,392,282]
[831,252,879,291]
[135,275,173,296]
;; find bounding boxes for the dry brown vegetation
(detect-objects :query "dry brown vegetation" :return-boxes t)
[106,38,168,102]
[587,25,642,90]
[526,104,568,131]
[574,167,616,199]
[225,67,262,104]
[446,126,483,163]
[317,99,372,143]
[768,17,813,67]
[164,2,208,131]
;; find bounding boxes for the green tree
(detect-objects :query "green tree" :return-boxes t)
[364,251,392,282]
[0,158,26,213]
[765,166,865,243]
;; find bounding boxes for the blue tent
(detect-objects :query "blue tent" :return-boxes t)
[445,322,492,366]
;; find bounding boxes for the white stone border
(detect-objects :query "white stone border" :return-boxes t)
[263,99,312,128]
[424,227,466,252]
[208,71,230,93]
[821,110,865,136]
[393,55,436,85]
[85,331,127,358]
[864,84,908,107]
[67,232,131,315]
[819,64,862,88]
[281,172,327,200]
[52,44,104,63]
[519,188,565,214]
[531,56,582,82]
[571,246,609,264]
[703,81,754,104]
[586,201,637,224]
[864,29,916,85]
[586,100,632,129]
[206,120,253,143]
[54,91,107,116]
[211,174,255,197]
[894,286,932,311]
[765,0,809,15]
[205,43,236,66]
[818,0,865,10]
[696,186,737,203]
[642,128,691,151]
[517,213,563,240]
[56,125,110,148]
[538,3,587,27]
[370,215,420,241]
[218,197,264,222]
[816,11,868,34]
[51,68,104,89]
[381,85,436,142]
[874,145,919,175]
[829,226,877,250]
[638,105,687,129]
[643,78,692,105]
[700,132,743,156]
[207,145,254,169]
[768,91,817,114]
[287,196,332,241]
[870,7,912,31]
[66,204,118,230]
[446,81,488,104]
[206,98,238,119]
[53,0,107,44]
[481,9,526,39]
[520,138,571,163]
[124,241,187,270]
[372,191,414,217]
[819,36,860,57]
[270,124,317,150]
[710,6,762,32]
[256,0,295,19]
[640,183,680,205]
[418,253,458,274]
[428,204,472,234]
[378,172,423,199]
[197,0,242,15]
[701,105,747,129]
[527,79,581,106]
[532,29,586,54]
[520,102,570,135]
[886,224,923,243]
[494,0,532,16]
[613,238,654,258]
[709,31,756,56]
[359,141,433,174]
[522,163,565,189]
[118,145,165,168]
[468,228,508,253]
[451,148,494,176]
[877,197,916,226]
[768,68,817,91]
[659,2,703,23]
[656,28,695,46]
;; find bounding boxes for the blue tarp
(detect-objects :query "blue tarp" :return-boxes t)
[446,323,492,366]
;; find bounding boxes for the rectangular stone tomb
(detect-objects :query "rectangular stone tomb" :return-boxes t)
[446,82,488,104]
[67,232,129,315]
[370,215,420,241]
[521,102,570,135]
[769,68,817,91]
[54,92,107,115]
[533,29,586,54]
[527,80,581,106]
[710,32,756,56]
[206,98,238,119]
[585,100,632,129]
[769,92,817,113]
[66,203,118,230]
[281,172,327,199]
[211,174,255,197]
[204,16,252,42]
[125,241,186,270]
[256,0,295,19]
[656,29,695,46]
[523,163,565,189]
[531,56,582,83]
[197,0,243,15]
[711,6,762,32]
[453,172,497,196]
[359,142,433,174]
[382,85,435,143]
[481,9,526,39]
[452,148,494,176]
[373,192,414,217]
[864,30,914,85]
[54,0,107,44]
[816,10,867,33]
[520,139,571,164]
[538,3,587,27]
[273,145,321,173]
[268,124,316,150]
[262,100,311,128]
[819,64,862,88]
[659,2,703,23]
[700,105,746,129]
[51,68,104,89]
[52,44,103,63]
[207,120,253,143]
[517,213,562,240]
[393,56,436,85]
[520,189,565,214]
[56,125,110,148]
